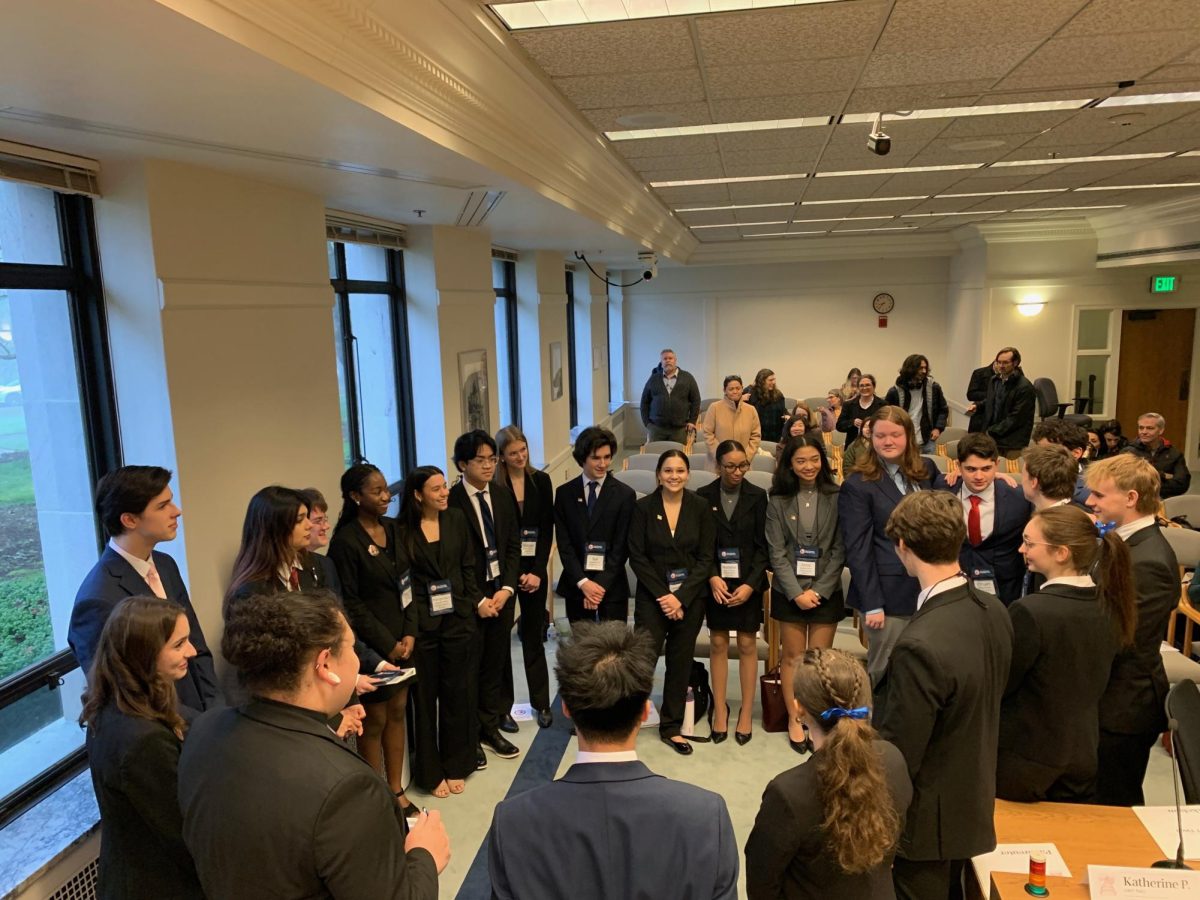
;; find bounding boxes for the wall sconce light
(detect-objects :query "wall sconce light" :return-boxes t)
[1017,294,1045,317]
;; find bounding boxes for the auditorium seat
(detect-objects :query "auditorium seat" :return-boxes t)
[1165,495,1200,525]
[759,440,776,456]
[625,455,659,472]
[614,469,656,493]
[937,427,967,445]
[698,398,720,416]
[922,454,949,473]
[688,451,710,471]
[644,440,684,454]
[750,455,775,473]
[744,471,772,491]
[828,431,845,447]
[689,470,716,489]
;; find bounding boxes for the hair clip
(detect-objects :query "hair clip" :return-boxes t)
[1094,520,1118,537]
[818,706,869,723]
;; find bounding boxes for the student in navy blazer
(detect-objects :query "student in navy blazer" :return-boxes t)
[838,406,946,684]
[69,466,221,720]
[953,434,1032,606]
[554,427,637,623]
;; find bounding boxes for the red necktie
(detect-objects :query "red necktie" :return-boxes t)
[968,494,983,547]
[289,566,300,591]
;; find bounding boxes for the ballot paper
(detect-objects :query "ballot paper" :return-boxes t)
[971,843,1071,891]
[1132,804,1200,860]
[1087,865,1199,899]
[509,703,535,722]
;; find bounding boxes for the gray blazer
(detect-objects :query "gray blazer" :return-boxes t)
[765,485,845,602]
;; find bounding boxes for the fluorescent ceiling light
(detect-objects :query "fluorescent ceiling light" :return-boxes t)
[793,215,895,223]
[743,230,829,238]
[608,116,832,141]
[991,153,1171,167]
[1075,182,1200,190]
[691,219,788,229]
[1097,92,1200,107]
[901,210,1010,217]
[836,226,919,232]
[816,164,982,177]
[937,189,1065,198]
[676,201,794,212]
[1016,205,1126,211]
[1182,151,1200,157]
[491,0,849,31]
[649,172,807,187]
[801,195,927,205]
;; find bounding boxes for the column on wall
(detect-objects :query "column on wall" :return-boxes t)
[607,279,625,405]
[514,251,570,469]
[576,262,611,427]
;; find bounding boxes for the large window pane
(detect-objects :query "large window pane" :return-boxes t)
[494,296,512,428]
[344,243,388,282]
[348,294,401,480]
[1075,355,1108,414]
[1077,309,1111,351]
[0,182,63,265]
[0,670,86,799]
[331,300,353,467]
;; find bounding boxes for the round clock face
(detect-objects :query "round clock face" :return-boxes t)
[873,292,895,314]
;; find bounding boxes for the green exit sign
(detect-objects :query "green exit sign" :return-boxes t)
[1150,275,1178,293]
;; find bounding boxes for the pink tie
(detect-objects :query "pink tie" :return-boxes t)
[144,561,168,600]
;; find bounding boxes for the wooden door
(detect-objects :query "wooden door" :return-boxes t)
[1115,308,1194,440]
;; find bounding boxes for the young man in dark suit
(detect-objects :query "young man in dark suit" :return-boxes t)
[964,360,995,433]
[553,427,637,623]
[978,347,1036,458]
[955,434,1032,606]
[876,491,1013,900]
[487,622,738,900]
[1085,454,1180,806]
[449,430,522,761]
[69,466,222,719]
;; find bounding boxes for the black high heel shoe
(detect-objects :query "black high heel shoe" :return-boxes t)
[789,725,812,755]
[734,706,752,745]
[710,702,729,744]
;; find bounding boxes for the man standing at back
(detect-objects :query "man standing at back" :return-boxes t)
[978,347,1036,459]
[69,466,222,718]
[640,349,701,444]
[885,354,947,453]
[487,622,738,900]
[1124,412,1191,498]
[875,492,1013,900]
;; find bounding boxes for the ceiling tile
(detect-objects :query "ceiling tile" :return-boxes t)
[695,227,741,243]
[1014,190,1128,208]
[938,110,1077,138]
[1014,159,1151,189]
[653,183,731,205]
[705,58,863,101]
[860,42,1041,88]
[708,93,846,123]
[908,134,1040,166]
[817,149,923,172]
[1010,136,1125,156]
[581,102,713,132]
[904,195,1008,215]
[875,0,1087,53]
[632,152,724,176]
[716,128,830,154]
[873,170,977,195]
[677,208,746,227]
[1058,0,1200,36]
[613,134,719,160]
[998,31,1200,89]
[1144,64,1200,83]
[845,198,928,216]
[720,147,822,173]
[947,173,1041,192]
[555,69,705,110]
[694,3,887,64]
[636,159,726,182]
[513,19,697,77]
[799,175,891,200]
[734,207,793,225]
[727,181,809,204]
[844,81,996,113]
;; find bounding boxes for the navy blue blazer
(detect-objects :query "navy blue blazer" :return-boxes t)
[70,547,222,718]
[488,760,738,900]
[957,480,1032,606]
[838,459,946,617]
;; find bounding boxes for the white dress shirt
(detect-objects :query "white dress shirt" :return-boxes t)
[576,749,639,765]
[1041,574,1096,589]
[916,574,968,611]
[960,482,995,542]
[465,480,515,599]
[109,539,153,579]
[1115,514,1157,541]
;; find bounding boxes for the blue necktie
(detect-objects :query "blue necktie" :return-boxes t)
[587,480,598,516]
[476,491,497,549]
[892,469,908,495]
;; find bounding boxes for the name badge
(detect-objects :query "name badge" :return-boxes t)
[520,527,538,558]
[399,571,413,609]
[970,567,997,596]
[718,548,741,580]
[794,546,821,578]
[585,541,606,572]
[487,548,501,581]
[668,568,688,594]
[429,579,453,616]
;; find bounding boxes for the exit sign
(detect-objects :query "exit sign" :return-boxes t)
[1150,275,1179,293]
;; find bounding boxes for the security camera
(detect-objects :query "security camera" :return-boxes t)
[637,251,658,281]
[868,113,891,156]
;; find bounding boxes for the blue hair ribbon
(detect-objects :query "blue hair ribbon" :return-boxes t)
[819,706,869,723]
[1095,520,1118,537]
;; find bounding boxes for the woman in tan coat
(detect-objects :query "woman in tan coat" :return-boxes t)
[703,375,761,466]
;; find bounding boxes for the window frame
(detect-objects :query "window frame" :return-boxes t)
[565,269,578,429]
[493,259,521,429]
[0,191,121,828]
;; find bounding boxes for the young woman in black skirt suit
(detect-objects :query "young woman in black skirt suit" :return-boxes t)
[697,440,769,744]
[765,434,846,753]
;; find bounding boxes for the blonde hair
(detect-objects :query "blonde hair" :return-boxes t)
[1086,454,1161,514]
[850,406,928,483]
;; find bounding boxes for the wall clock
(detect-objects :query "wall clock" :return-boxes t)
[873,292,895,314]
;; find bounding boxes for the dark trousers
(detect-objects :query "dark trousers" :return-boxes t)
[1095,728,1157,806]
[635,597,704,739]
[893,857,966,900]
[411,615,477,790]
[516,581,551,711]
[475,592,516,737]
[647,424,688,444]
[565,592,629,624]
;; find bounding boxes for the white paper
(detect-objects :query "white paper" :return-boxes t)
[521,540,537,556]
[585,552,605,570]
[1133,804,1200,860]
[796,559,816,577]
[1087,865,1199,899]
[720,560,739,579]
[509,703,535,722]
[971,843,1071,892]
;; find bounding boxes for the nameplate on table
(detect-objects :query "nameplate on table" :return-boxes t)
[971,842,1071,890]
[1133,805,1200,860]
[1087,865,1198,899]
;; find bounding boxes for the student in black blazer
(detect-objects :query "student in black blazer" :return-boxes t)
[554,426,637,623]
[69,466,222,720]
[495,426,555,728]
[178,590,447,899]
[838,406,946,683]
[223,485,320,614]
[629,449,716,754]
[1085,455,1181,806]
[327,465,416,810]
[998,506,1137,803]
[874,492,1012,900]
[698,439,769,744]
[449,430,522,758]
[965,362,995,433]
[746,649,912,900]
[836,373,886,445]
[80,596,204,900]
[397,466,481,799]
[953,434,1032,606]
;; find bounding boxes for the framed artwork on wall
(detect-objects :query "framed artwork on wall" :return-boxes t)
[459,349,489,433]
[549,341,563,401]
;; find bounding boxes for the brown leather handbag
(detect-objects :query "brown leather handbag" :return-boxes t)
[760,666,788,733]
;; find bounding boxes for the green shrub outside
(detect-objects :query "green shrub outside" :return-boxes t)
[0,571,52,681]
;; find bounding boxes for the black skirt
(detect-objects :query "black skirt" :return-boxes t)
[705,589,764,632]
[769,588,845,625]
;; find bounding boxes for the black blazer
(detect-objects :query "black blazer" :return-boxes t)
[70,547,222,719]
[836,395,886,445]
[628,489,716,609]
[449,480,521,595]
[745,741,913,900]
[1100,524,1179,736]
[982,372,1037,451]
[178,699,438,899]
[400,507,481,632]
[312,553,385,672]
[697,479,769,592]
[998,583,1118,800]
[554,474,637,605]
[509,468,555,579]
[957,481,1032,606]
[327,518,414,659]
[966,364,993,433]
[86,705,203,900]
[838,459,946,617]
[875,582,1013,862]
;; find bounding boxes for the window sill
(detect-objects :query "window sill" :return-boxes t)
[0,770,98,897]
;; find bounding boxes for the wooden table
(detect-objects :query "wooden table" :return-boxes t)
[971,800,1200,899]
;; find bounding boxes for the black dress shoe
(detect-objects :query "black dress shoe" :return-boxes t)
[499,714,519,734]
[537,709,553,728]
[481,731,521,759]
[475,748,488,770]
[710,702,729,744]
[661,736,693,756]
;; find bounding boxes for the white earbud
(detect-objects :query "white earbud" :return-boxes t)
[326,670,341,685]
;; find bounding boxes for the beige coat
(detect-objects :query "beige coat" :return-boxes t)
[702,399,761,464]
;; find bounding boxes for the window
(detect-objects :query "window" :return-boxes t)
[565,269,579,429]
[328,242,415,480]
[1074,308,1113,416]
[492,259,520,429]
[0,181,119,826]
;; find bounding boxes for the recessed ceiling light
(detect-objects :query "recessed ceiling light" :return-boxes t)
[649,172,808,187]
[991,153,1171,167]
[1014,205,1126,211]
[691,220,789,229]
[676,201,795,212]
[801,195,928,205]
[901,210,1010,217]
[742,230,830,238]
[793,215,895,223]
[1075,182,1200,190]
[1097,92,1200,108]
[937,189,1065,198]
[835,226,920,232]
[490,0,851,31]
[816,164,983,177]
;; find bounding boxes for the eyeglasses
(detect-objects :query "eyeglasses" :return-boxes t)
[473,457,497,467]
[310,516,330,527]
[721,462,751,472]
[1020,537,1059,549]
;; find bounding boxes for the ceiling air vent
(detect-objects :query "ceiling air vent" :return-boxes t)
[456,190,505,227]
